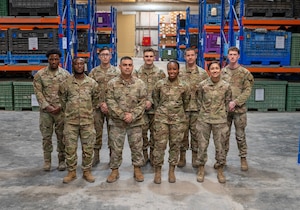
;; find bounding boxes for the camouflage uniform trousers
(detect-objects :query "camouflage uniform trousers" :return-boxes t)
[109,125,144,169]
[225,112,248,158]
[94,110,110,150]
[142,113,154,151]
[39,111,65,162]
[63,123,96,171]
[181,111,199,152]
[152,121,187,167]
[196,121,228,166]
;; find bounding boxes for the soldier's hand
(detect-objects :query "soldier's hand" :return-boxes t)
[51,106,61,115]
[100,102,109,114]
[145,101,152,110]
[124,112,133,123]
[229,101,236,111]
[45,105,56,113]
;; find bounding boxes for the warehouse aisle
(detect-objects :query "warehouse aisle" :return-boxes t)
[0,111,300,210]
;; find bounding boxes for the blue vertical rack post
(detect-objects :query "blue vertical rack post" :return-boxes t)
[73,0,78,59]
[58,0,75,72]
[65,0,73,72]
[238,0,244,63]
[111,6,118,66]
[86,0,97,71]
[58,0,65,67]
[198,0,204,67]
[176,14,184,61]
[219,0,225,62]
[185,7,190,49]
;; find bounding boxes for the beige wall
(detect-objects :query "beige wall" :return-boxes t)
[117,13,135,57]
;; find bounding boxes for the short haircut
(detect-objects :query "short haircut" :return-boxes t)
[46,49,62,58]
[184,47,197,55]
[99,47,110,54]
[167,59,180,69]
[207,60,221,70]
[120,56,132,63]
[143,47,156,55]
[72,57,86,64]
[227,46,240,55]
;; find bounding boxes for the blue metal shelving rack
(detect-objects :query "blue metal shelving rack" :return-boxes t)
[58,0,97,72]
[197,0,238,68]
[95,6,118,66]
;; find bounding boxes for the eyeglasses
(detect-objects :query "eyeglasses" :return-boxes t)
[144,55,154,58]
[99,53,111,57]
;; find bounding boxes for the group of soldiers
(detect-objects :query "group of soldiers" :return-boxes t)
[33,46,254,184]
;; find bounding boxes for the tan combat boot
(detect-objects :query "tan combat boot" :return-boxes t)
[197,165,205,182]
[241,157,248,171]
[63,170,77,183]
[153,166,162,184]
[133,166,144,182]
[168,164,176,183]
[43,152,51,171]
[92,149,100,167]
[192,151,199,168]
[143,150,148,166]
[106,168,119,183]
[83,170,95,183]
[217,166,226,183]
[43,161,51,171]
[177,151,186,168]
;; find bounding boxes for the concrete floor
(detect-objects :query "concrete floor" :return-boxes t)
[1,58,300,209]
[0,111,300,210]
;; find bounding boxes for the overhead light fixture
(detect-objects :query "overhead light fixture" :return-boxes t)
[122,11,137,15]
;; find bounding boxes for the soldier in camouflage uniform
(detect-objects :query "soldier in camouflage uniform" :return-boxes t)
[88,47,120,167]
[133,48,166,165]
[33,49,70,172]
[178,48,208,168]
[59,58,100,184]
[106,56,147,183]
[221,46,254,171]
[152,60,190,184]
[195,61,232,184]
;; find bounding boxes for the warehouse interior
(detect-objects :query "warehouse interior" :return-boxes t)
[0,0,300,209]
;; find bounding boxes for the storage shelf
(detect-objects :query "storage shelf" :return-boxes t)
[0,25,59,29]
[0,65,47,71]
[159,44,176,47]
[0,17,60,24]
[204,25,239,32]
[242,17,300,26]
[77,52,90,57]
[159,34,177,37]
[246,66,300,73]
[204,53,220,58]
[97,28,112,32]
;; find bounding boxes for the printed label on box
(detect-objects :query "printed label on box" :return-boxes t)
[255,89,265,101]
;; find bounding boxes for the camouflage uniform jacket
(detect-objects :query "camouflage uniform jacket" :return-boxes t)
[59,75,99,125]
[106,75,147,127]
[133,65,166,114]
[153,77,190,124]
[221,65,254,113]
[197,78,232,124]
[178,65,208,111]
[88,65,120,104]
[33,66,70,110]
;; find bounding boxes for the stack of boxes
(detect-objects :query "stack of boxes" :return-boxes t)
[159,11,186,60]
